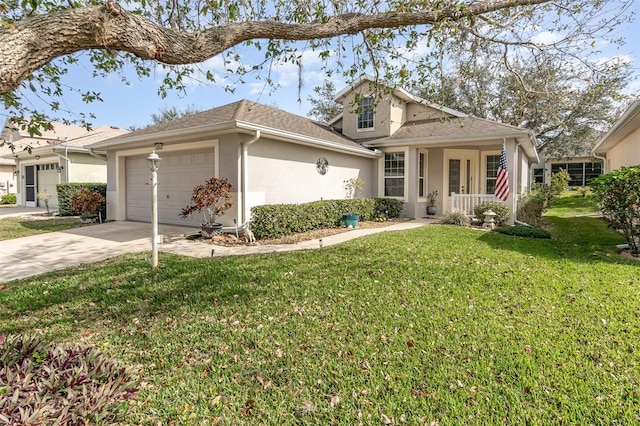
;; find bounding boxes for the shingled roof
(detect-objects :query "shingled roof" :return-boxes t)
[94,100,367,152]
[367,116,532,145]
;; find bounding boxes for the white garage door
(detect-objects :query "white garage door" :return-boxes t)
[126,149,215,227]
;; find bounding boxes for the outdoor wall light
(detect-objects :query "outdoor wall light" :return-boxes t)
[35,155,40,160]
[13,170,19,177]
[56,165,63,173]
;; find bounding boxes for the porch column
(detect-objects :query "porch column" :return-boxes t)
[506,140,517,225]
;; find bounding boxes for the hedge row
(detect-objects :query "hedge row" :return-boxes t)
[56,183,107,218]
[250,198,404,240]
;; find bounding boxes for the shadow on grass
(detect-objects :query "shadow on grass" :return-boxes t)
[0,252,277,338]
[478,215,634,264]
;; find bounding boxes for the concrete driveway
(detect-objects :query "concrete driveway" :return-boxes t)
[0,217,430,283]
[0,221,198,283]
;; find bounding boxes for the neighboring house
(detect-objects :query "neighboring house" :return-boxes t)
[531,152,603,188]
[592,100,640,172]
[90,77,539,227]
[0,156,16,198]
[0,121,128,209]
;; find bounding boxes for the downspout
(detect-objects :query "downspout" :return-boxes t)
[241,130,261,224]
[593,153,607,174]
[52,138,71,183]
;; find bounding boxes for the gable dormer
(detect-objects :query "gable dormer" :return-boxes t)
[333,76,466,141]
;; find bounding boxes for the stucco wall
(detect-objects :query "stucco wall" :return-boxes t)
[68,153,107,183]
[607,126,640,171]
[0,165,16,197]
[247,137,377,210]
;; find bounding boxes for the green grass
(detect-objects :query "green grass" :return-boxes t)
[1,193,639,424]
[0,216,82,240]
[549,190,599,217]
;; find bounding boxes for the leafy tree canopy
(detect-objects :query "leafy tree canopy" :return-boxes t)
[0,0,635,144]
[416,44,632,158]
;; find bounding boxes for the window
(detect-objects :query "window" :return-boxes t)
[418,152,426,198]
[384,152,405,197]
[357,97,374,130]
[550,161,603,187]
[532,168,544,185]
[485,154,500,194]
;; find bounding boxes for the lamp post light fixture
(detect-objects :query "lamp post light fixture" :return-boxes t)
[147,150,162,268]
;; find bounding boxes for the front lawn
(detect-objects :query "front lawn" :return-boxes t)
[0,216,82,240]
[1,194,639,424]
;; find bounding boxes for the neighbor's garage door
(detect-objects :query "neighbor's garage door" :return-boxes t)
[126,149,215,227]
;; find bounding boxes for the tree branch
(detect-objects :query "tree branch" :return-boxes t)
[0,0,552,95]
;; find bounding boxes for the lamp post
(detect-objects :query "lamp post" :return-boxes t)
[147,151,162,268]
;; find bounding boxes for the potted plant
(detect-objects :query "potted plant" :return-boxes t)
[426,190,438,215]
[343,177,364,228]
[71,188,106,223]
[180,177,233,238]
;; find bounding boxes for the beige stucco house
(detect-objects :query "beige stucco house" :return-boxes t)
[592,100,640,172]
[90,77,539,227]
[1,122,128,209]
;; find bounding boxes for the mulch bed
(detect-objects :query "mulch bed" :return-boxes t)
[202,218,411,246]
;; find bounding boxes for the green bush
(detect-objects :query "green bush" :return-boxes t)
[250,198,404,240]
[0,334,138,424]
[57,183,107,217]
[550,168,571,196]
[443,209,470,227]
[494,225,551,239]
[517,169,571,225]
[1,193,17,204]
[473,201,511,225]
[590,165,640,254]
[517,189,548,225]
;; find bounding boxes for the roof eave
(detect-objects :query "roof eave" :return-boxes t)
[364,131,539,162]
[88,122,239,149]
[592,100,640,155]
[235,121,381,158]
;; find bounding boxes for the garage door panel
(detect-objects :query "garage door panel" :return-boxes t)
[126,149,215,227]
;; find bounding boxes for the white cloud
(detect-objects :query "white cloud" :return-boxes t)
[529,31,564,46]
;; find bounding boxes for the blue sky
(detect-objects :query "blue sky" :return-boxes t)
[2,4,639,131]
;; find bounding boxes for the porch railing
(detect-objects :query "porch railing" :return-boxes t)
[450,193,499,217]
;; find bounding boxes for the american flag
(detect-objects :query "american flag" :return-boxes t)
[495,142,509,202]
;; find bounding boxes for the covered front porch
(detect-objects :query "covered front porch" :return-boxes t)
[369,137,539,225]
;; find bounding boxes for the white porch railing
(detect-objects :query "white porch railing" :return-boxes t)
[450,193,499,217]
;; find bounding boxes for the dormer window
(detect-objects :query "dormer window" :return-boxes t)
[357,97,374,130]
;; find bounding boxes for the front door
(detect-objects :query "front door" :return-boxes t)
[445,150,477,210]
[25,165,36,207]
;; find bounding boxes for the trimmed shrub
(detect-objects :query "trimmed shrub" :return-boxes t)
[71,188,107,219]
[473,201,511,225]
[494,225,551,239]
[250,198,404,240]
[1,193,17,204]
[57,183,107,217]
[590,165,640,254]
[443,209,470,227]
[0,334,138,424]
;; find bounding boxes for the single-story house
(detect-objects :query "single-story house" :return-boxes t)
[1,121,128,209]
[592,100,640,172]
[89,77,539,227]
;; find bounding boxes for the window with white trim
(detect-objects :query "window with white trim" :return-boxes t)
[384,152,405,197]
[357,97,374,130]
[485,154,500,194]
[418,152,426,198]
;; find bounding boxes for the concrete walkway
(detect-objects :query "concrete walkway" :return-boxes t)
[0,218,434,283]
